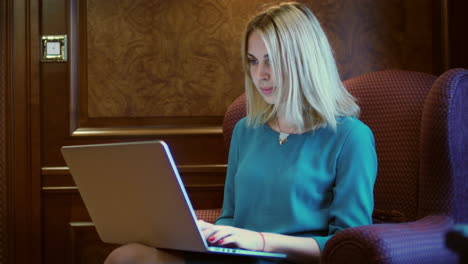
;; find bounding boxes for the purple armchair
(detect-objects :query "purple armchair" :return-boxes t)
[198,69,468,263]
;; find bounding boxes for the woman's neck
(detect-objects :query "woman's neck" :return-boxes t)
[272,113,298,134]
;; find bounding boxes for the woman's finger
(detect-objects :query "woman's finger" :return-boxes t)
[216,233,239,247]
[206,226,235,244]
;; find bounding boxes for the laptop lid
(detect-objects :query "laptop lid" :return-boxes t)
[61,140,286,259]
[62,140,208,252]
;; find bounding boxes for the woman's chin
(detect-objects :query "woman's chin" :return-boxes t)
[262,98,276,105]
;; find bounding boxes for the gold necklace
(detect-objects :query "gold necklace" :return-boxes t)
[277,117,297,145]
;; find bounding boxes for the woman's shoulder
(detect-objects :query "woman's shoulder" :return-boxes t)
[232,117,248,131]
[231,117,251,137]
[335,116,373,137]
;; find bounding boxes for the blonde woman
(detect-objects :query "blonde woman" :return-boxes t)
[105,2,377,264]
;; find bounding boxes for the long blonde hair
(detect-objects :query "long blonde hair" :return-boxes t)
[242,2,359,132]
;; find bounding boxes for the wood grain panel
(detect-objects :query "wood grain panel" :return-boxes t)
[85,0,246,118]
[296,0,433,80]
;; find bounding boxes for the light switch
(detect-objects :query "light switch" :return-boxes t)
[46,42,61,55]
[41,35,67,62]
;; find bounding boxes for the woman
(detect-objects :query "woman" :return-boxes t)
[105,2,377,264]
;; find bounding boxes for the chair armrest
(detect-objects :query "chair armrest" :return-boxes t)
[322,215,457,264]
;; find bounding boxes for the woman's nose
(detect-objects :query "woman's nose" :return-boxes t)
[255,63,270,81]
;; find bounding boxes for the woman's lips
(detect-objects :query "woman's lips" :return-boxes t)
[260,87,274,95]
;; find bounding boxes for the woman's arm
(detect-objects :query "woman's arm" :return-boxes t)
[198,220,320,264]
[215,120,244,226]
[261,232,320,264]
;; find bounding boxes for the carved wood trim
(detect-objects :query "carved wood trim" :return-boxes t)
[70,221,94,227]
[41,165,227,193]
[42,185,224,193]
[41,164,227,175]
[69,0,79,134]
[71,126,222,137]
[41,180,224,209]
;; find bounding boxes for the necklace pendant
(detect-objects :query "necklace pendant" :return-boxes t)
[279,137,288,145]
[278,132,289,145]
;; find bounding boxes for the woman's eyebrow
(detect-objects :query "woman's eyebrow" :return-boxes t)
[247,53,269,59]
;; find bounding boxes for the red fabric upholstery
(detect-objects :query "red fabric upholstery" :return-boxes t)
[195,209,222,224]
[344,70,437,221]
[419,69,468,222]
[322,215,456,264]
[222,94,246,150]
[323,69,468,263]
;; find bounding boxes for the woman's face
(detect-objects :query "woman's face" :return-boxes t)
[247,30,276,104]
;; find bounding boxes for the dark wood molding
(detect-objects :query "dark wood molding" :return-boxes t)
[8,0,42,263]
[0,0,10,262]
[440,0,450,71]
[70,126,222,137]
[69,0,79,134]
[432,0,468,74]
[41,164,227,175]
[41,165,227,192]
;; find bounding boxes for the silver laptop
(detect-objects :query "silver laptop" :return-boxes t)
[61,140,286,259]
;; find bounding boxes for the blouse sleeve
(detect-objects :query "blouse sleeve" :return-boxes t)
[313,122,378,250]
[215,121,242,226]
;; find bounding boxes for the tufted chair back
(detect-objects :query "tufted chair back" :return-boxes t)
[345,70,437,221]
[222,94,247,150]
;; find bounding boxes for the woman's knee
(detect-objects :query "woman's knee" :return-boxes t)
[104,243,183,264]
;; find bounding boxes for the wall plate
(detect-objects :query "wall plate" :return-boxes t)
[41,35,67,62]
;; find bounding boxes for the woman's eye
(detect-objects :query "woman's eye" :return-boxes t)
[248,59,258,65]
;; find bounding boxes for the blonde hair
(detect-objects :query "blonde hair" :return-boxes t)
[242,2,359,132]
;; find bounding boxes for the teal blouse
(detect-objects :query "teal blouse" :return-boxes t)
[216,116,377,251]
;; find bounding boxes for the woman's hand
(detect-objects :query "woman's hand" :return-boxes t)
[197,220,321,263]
[197,220,264,251]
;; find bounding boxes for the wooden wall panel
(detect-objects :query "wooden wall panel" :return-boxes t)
[72,0,435,134]
[300,0,433,79]
[7,0,42,263]
[0,0,8,262]
[447,0,468,69]
[69,223,116,264]
[86,0,245,118]
[0,0,10,263]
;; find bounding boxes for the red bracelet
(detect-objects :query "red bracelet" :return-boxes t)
[258,232,265,251]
